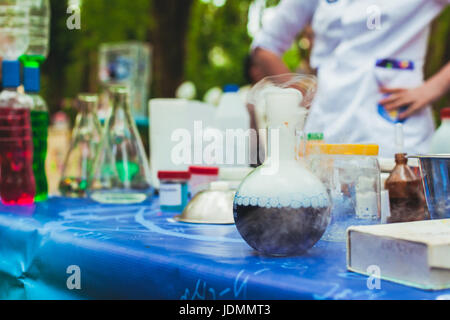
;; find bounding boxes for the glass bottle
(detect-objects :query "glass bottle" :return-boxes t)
[23,64,49,202]
[0,4,35,205]
[59,94,102,197]
[234,83,331,256]
[88,86,153,204]
[430,108,450,154]
[385,153,428,223]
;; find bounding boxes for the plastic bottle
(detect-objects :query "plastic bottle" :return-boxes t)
[23,65,49,201]
[19,0,50,74]
[23,0,50,61]
[214,84,250,167]
[0,1,34,205]
[0,1,30,61]
[430,108,450,154]
[46,112,70,195]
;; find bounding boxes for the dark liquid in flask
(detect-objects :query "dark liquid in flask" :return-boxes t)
[234,205,331,256]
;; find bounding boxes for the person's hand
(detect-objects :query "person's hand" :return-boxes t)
[379,62,450,120]
[378,84,437,120]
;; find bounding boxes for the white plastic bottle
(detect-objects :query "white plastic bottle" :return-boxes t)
[0,0,30,108]
[25,0,50,60]
[0,1,30,60]
[214,84,250,167]
[430,108,450,154]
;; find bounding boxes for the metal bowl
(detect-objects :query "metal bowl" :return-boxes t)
[409,155,450,220]
[174,181,235,224]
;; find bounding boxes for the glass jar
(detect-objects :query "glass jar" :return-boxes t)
[307,144,381,242]
[188,166,219,197]
[158,171,191,213]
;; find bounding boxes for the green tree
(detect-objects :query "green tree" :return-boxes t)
[426,7,450,125]
[185,0,253,99]
[41,0,449,122]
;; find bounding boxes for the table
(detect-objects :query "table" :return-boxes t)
[0,197,448,300]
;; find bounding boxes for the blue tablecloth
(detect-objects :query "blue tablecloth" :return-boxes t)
[0,197,449,300]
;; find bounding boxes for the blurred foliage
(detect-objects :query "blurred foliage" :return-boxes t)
[42,0,150,114]
[426,6,450,125]
[185,0,253,98]
[41,0,449,126]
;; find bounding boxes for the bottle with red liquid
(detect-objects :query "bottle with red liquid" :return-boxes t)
[0,60,36,205]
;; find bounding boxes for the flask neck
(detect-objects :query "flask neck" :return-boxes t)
[111,92,130,112]
[267,125,297,163]
[74,109,101,137]
[394,153,408,165]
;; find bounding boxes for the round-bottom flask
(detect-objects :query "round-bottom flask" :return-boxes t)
[234,86,331,256]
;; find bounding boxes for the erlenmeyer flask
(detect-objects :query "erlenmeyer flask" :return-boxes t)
[59,94,102,197]
[88,86,153,204]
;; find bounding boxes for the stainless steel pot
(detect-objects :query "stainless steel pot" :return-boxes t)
[409,155,450,220]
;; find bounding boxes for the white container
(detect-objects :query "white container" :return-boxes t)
[218,166,253,190]
[214,84,250,166]
[188,166,219,197]
[430,108,450,154]
[307,144,381,242]
[149,98,216,188]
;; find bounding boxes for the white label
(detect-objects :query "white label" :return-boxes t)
[160,183,182,206]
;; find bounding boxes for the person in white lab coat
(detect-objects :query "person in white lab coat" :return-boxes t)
[251,0,450,157]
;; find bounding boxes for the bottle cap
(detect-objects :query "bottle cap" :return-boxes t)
[307,133,324,141]
[158,171,191,181]
[306,144,379,156]
[2,60,21,88]
[24,66,41,93]
[189,166,219,176]
[441,108,450,119]
[223,84,239,93]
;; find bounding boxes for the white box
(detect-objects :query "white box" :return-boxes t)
[347,219,450,290]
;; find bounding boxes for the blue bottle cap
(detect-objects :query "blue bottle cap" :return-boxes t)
[24,66,41,93]
[223,84,240,93]
[2,60,21,88]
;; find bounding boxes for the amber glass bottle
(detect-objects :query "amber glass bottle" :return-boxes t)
[385,153,428,223]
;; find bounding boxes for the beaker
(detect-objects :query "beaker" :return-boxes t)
[88,86,153,204]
